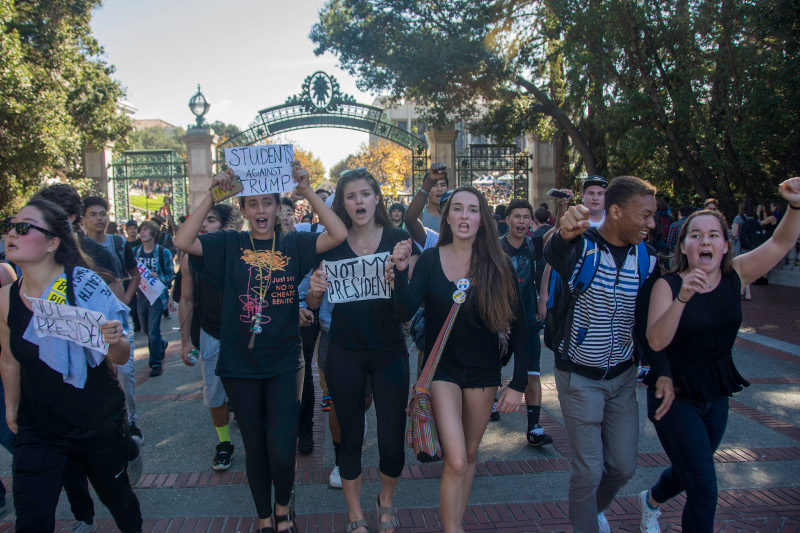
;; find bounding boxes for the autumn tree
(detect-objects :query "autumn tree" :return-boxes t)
[347,140,411,197]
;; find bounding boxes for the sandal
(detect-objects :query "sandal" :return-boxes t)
[346,519,369,533]
[273,504,297,533]
[376,493,400,532]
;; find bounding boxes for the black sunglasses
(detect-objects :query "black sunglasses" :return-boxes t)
[1,220,56,237]
[340,167,369,179]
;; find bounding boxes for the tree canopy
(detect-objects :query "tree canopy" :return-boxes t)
[347,139,412,197]
[312,0,800,213]
[0,0,132,214]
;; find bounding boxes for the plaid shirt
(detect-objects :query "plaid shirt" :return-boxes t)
[667,218,685,252]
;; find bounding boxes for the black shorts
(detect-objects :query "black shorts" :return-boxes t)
[432,362,501,389]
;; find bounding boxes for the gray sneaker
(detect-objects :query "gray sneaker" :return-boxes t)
[127,435,143,486]
[73,520,97,533]
[598,511,611,533]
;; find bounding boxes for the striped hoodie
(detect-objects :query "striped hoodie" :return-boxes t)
[545,228,661,380]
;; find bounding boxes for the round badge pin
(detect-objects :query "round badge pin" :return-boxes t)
[456,278,470,291]
[452,290,466,304]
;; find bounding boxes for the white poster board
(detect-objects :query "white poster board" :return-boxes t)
[29,297,109,354]
[321,252,392,304]
[224,145,295,195]
[137,260,167,305]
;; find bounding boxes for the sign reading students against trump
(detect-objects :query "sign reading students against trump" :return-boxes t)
[321,252,392,304]
[224,145,295,196]
[29,298,109,355]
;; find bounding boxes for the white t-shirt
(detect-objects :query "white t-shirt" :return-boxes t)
[588,214,605,228]
[293,222,325,233]
[416,228,439,251]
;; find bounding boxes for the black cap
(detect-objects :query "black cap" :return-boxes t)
[439,189,455,209]
[583,175,608,190]
[125,219,138,227]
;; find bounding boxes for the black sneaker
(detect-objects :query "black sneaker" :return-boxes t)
[527,425,553,447]
[490,401,501,421]
[150,366,163,377]
[298,432,314,454]
[129,423,143,443]
[212,441,234,471]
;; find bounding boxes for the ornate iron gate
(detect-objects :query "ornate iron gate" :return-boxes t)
[456,144,530,199]
[110,150,188,221]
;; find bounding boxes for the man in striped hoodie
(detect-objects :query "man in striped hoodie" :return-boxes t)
[544,176,671,533]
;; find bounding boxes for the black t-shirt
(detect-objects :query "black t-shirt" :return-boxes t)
[78,235,118,280]
[500,236,537,319]
[190,230,319,378]
[196,274,222,340]
[393,248,529,392]
[319,226,419,351]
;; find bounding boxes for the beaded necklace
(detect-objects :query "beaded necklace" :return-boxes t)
[247,231,277,350]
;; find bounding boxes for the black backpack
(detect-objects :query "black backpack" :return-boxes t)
[739,216,766,251]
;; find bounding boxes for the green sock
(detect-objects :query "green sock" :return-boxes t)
[216,424,230,443]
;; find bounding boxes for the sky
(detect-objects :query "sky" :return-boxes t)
[90,0,376,172]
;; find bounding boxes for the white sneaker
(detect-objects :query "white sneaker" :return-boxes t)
[329,465,342,488]
[598,512,611,533]
[73,520,97,533]
[638,490,662,533]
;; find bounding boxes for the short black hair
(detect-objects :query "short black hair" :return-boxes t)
[494,204,506,217]
[604,176,656,211]
[83,196,108,212]
[36,184,83,224]
[315,188,329,196]
[506,199,533,217]
[534,206,550,224]
[280,197,294,209]
[679,204,694,218]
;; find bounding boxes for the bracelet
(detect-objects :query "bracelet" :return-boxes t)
[417,188,430,196]
[790,203,800,211]
[676,295,689,304]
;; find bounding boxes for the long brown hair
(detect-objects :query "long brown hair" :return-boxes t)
[668,209,733,275]
[331,170,392,229]
[437,186,517,333]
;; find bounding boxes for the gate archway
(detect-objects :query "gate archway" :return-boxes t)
[110,149,188,221]
[216,72,429,190]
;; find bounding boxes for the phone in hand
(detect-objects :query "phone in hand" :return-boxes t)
[209,176,245,203]
[546,188,571,199]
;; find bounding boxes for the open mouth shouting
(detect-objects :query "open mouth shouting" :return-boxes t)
[698,250,714,264]
[355,207,367,221]
[254,217,270,230]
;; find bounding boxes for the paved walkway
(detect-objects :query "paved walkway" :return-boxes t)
[0,283,798,532]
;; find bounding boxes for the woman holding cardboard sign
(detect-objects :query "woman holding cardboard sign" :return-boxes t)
[391,186,528,533]
[307,168,420,533]
[0,197,140,531]
[174,161,346,533]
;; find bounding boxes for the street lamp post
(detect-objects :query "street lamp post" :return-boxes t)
[189,84,210,129]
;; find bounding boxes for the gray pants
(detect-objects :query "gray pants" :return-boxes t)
[555,365,639,533]
[117,320,137,424]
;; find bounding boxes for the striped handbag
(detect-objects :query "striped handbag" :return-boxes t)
[406,301,461,463]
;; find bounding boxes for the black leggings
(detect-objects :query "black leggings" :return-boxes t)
[326,342,409,481]
[222,370,302,519]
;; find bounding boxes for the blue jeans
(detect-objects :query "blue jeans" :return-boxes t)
[526,319,543,374]
[137,293,165,368]
[648,389,729,533]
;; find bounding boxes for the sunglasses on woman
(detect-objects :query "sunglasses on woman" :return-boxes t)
[340,167,369,179]
[1,220,56,237]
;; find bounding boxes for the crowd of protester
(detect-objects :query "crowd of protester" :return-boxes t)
[0,162,798,533]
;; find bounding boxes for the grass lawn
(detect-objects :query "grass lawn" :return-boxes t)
[128,194,166,213]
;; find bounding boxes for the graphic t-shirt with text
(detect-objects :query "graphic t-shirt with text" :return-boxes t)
[190,229,319,379]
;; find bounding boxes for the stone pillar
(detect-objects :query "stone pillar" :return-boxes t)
[525,133,557,211]
[83,142,114,200]
[185,128,218,213]
[425,129,459,183]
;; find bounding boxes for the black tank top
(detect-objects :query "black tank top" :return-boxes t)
[195,273,222,340]
[8,280,125,436]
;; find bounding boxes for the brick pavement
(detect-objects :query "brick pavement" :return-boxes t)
[741,284,800,345]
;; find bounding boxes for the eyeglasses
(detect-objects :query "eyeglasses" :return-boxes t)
[340,167,369,179]
[1,220,56,237]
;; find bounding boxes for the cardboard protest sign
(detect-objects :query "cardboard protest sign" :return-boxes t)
[29,298,109,354]
[224,145,295,196]
[137,260,167,305]
[321,252,392,304]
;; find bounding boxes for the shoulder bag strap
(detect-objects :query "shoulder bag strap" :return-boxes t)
[416,302,461,391]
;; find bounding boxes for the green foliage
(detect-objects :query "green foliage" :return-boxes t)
[126,126,187,158]
[328,157,352,182]
[208,121,241,146]
[0,0,132,216]
[312,0,800,215]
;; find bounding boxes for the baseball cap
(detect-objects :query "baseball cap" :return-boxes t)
[583,176,608,190]
[439,189,455,210]
[125,219,138,228]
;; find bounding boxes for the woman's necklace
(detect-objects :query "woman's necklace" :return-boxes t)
[247,231,277,350]
[351,226,380,254]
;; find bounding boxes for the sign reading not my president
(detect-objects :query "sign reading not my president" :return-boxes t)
[321,252,392,304]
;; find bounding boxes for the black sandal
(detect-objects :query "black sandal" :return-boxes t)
[274,504,298,533]
[376,493,400,532]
